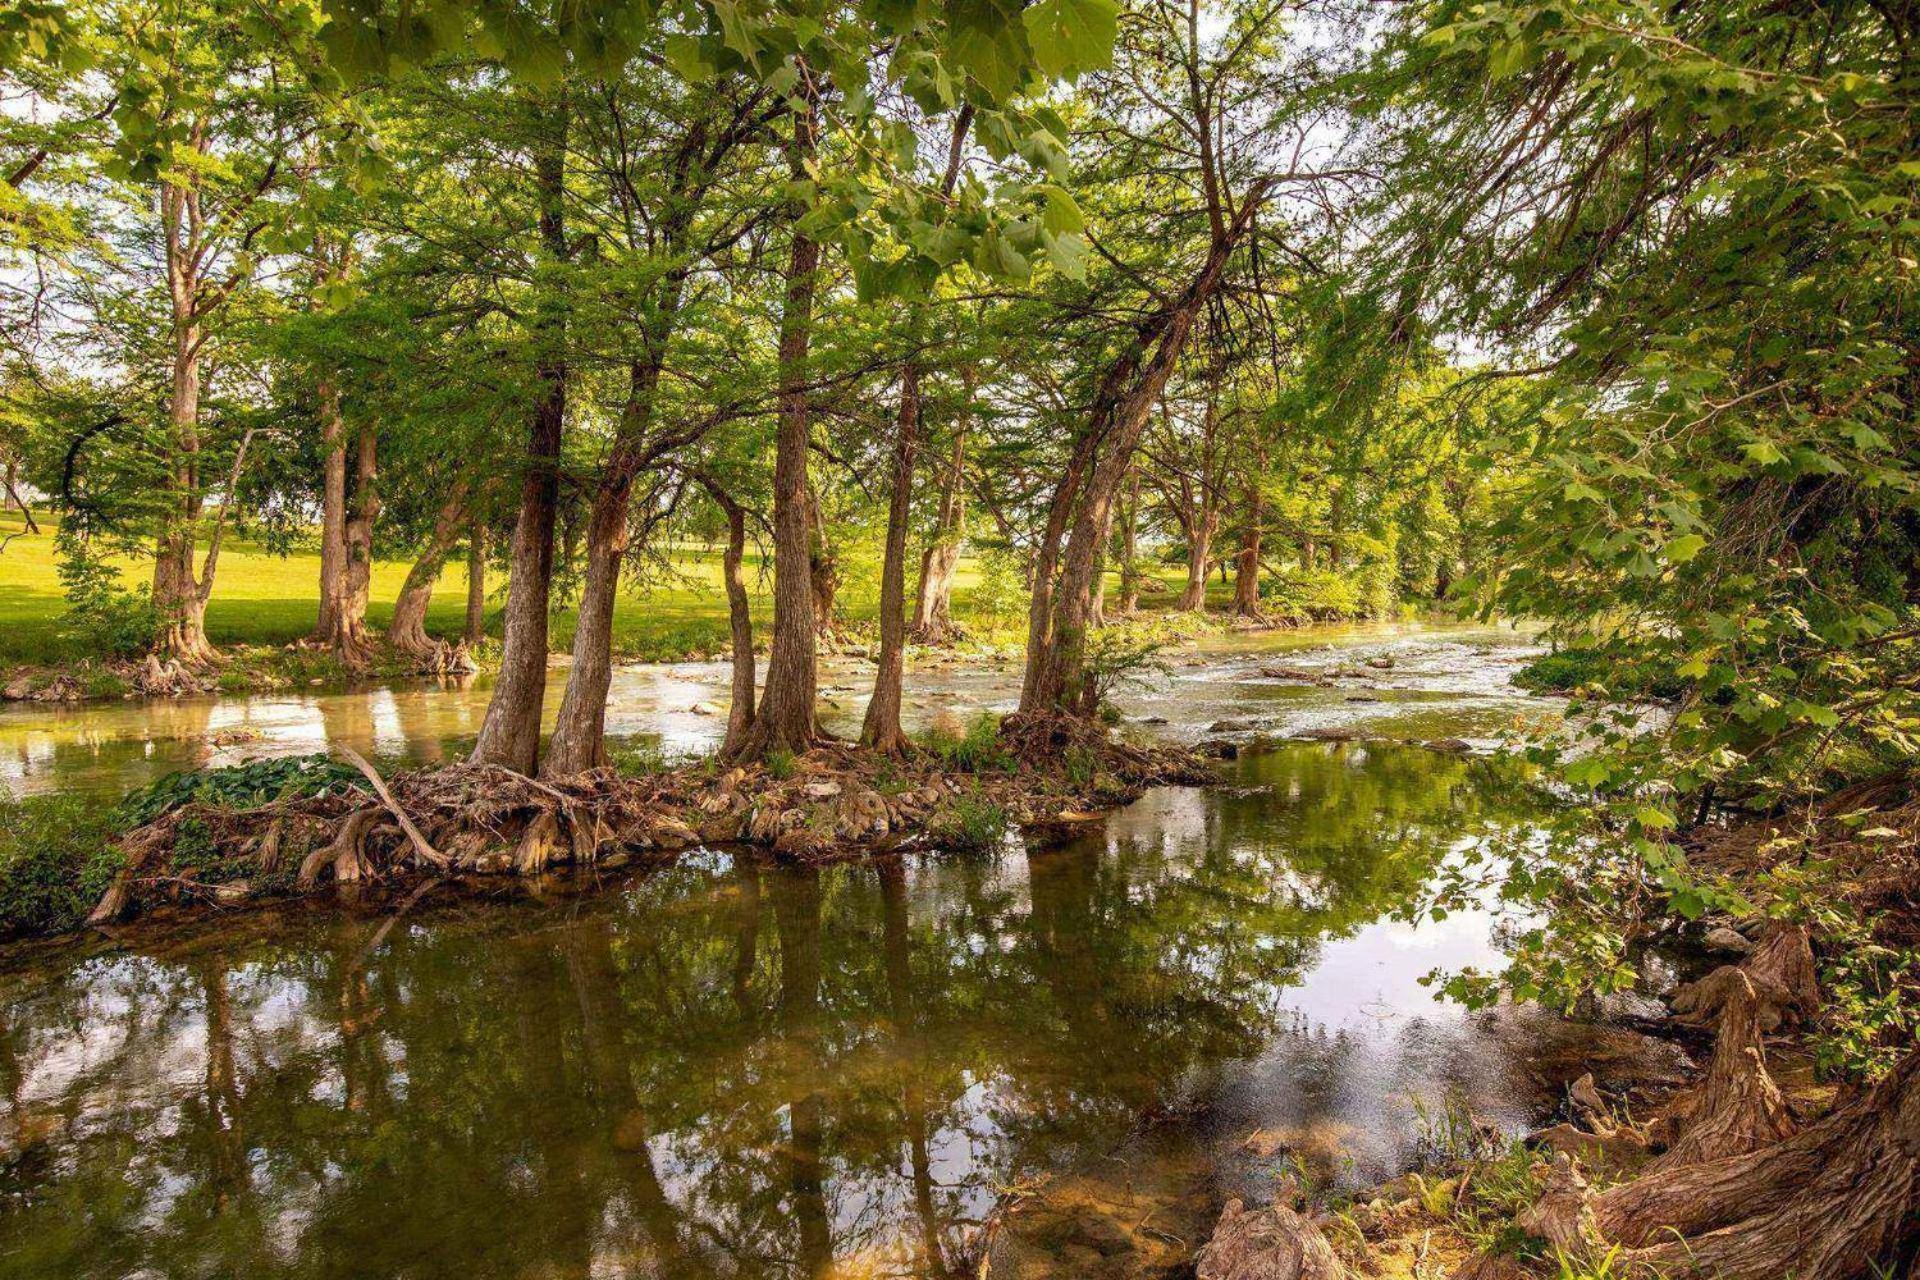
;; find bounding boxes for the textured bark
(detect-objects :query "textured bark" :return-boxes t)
[861,362,920,753]
[910,372,970,644]
[152,147,219,667]
[545,354,673,777]
[470,93,569,774]
[1194,1197,1341,1280]
[735,86,821,761]
[464,521,486,645]
[387,483,470,661]
[1586,1053,1920,1280]
[1648,969,1795,1172]
[1234,484,1264,616]
[1020,184,1269,715]
[699,477,756,756]
[1118,467,1142,615]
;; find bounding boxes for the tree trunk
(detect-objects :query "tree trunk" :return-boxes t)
[315,410,379,666]
[861,362,920,753]
[734,85,821,761]
[387,483,470,663]
[314,377,349,643]
[700,477,756,756]
[470,94,569,774]
[1019,186,1268,716]
[343,427,378,635]
[545,352,673,777]
[1234,484,1263,616]
[153,168,218,668]
[910,373,970,644]
[1118,467,1142,615]
[464,520,486,645]
[807,483,838,638]
[1179,503,1215,611]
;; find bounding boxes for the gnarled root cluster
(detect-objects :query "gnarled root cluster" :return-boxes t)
[87,726,1214,926]
[1475,920,1918,1280]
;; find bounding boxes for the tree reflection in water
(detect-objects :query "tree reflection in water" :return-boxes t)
[0,742,1554,1280]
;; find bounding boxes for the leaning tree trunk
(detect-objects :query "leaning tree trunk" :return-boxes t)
[545,348,674,778]
[734,83,821,761]
[910,369,970,644]
[469,92,569,775]
[1020,185,1269,716]
[464,521,486,646]
[1118,467,1142,615]
[387,482,470,665]
[1233,484,1263,616]
[861,361,920,753]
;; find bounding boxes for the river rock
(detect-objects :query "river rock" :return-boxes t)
[1197,739,1240,759]
[1194,1198,1341,1280]
[1426,738,1473,753]
[1293,726,1359,742]
[1365,656,1395,669]
[1209,718,1257,732]
[212,880,251,904]
[2,672,35,700]
[803,780,842,799]
[688,701,723,716]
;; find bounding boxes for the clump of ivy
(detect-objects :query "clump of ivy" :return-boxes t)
[119,754,366,826]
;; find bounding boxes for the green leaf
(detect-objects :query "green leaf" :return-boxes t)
[1039,183,1084,235]
[1022,0,1117,81]
[1664,533,1707,564]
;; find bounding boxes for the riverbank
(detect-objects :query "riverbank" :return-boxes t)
[1154,789,1920,1280]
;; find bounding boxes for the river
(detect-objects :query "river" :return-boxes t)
[0,623,1594,1279]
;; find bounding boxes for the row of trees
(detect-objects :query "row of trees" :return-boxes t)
[1,0,1485,773]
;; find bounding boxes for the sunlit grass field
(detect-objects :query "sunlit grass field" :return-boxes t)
[0,507,1206,668]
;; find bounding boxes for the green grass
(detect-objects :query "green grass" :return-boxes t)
[0,505,1254,672]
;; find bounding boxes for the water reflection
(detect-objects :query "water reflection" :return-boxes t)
[0,743,1551,1280]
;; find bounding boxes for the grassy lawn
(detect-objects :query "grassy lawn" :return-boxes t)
[1,507,1210,669]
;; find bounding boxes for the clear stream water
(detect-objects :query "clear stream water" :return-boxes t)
[0,624,1591,1280]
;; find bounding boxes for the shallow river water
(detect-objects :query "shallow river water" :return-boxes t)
[0,624,1582,1280]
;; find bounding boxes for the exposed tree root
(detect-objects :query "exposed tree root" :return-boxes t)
[84,727,1215,929]
[1582,1053,1920,1280]
[1671,923,1821,1033]
[1646,970,1796,1170]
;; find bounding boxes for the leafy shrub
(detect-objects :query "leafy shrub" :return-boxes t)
[764,747,798,780]
[965,545,1027,631]
[1514,647,1686,701]
[119,754,366,826]
[1263,569,1366,622]
[55,528,157,659]
[0,795,126,937]
[919,712,1012,772]
[933,792,1010,851]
